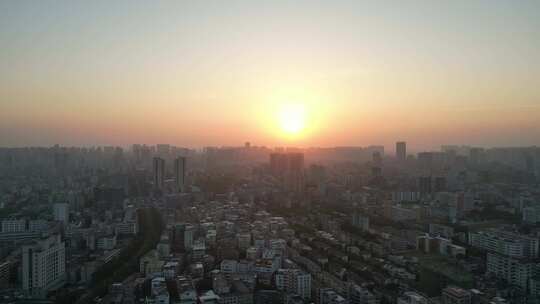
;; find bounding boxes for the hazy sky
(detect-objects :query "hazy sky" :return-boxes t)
[1,0,539,150]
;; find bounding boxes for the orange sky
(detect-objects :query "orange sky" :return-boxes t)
[1,1,540,149]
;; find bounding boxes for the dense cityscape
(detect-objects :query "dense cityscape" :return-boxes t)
[1,143,539,304]
[2,1,540,304]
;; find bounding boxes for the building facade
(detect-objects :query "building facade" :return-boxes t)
[22,234,66,297]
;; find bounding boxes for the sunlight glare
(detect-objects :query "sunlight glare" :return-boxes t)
[278,104,306,135]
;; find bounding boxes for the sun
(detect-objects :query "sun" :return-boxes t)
[278,104,306,135]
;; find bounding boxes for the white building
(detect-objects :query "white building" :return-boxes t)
[417,234,466,257]
[1,219,26,233]
[487,252,535,291]
[275,269,312,300]
[22,234,66,297]
[53,203,69,224]
[522,206,540,224]
[469,230,539,258]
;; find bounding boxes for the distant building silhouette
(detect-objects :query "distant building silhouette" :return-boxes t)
[372,151,382,166]
[396,141,407,161]
[153,157,165,190]
[174,157,186,192]
[270,152,305,193]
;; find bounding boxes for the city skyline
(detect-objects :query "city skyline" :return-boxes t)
[2,2,540,302]
[1,1,540,149]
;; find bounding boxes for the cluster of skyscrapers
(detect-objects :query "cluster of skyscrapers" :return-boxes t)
[153,156,186,193]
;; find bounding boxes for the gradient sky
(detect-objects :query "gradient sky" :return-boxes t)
[1,0,540,150]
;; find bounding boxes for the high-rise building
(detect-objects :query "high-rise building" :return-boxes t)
[434,176,447,192]
[396,141,407,161]
[22,234,66,297]
[287,153,305,193]
[53,203,69,225]
[477,230,540,293]
[418,151,446,171]
[371,166,382,177]
[351,213,369,232]
[270,153,289,176]
[418,176,432,196]
[174,157,186,192]
[184,224,194,251]
[308,164,326,186]
[372,151,382,166]
[140,145,152,166]
[269,152,305,193]
[170,223,185,253]
[132,144,142,163]
[417,152,434,169]
[153,157,165,190]
[486,252,535,292]
[170,223,194,253]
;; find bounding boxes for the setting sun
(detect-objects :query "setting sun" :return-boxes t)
[278,104,306,136]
